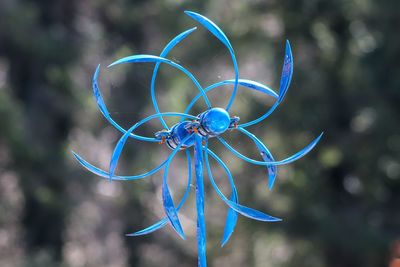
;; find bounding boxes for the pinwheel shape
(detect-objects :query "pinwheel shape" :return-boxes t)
[72,11,323,267]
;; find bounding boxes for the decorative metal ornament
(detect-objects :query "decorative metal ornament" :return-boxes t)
[72,11,323,267]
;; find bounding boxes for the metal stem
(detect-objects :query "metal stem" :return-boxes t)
[194,134,207,267]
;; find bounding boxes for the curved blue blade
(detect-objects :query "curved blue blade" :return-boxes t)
[239,40,294,128]
[108,54,212,108]
[162,167,185,239]
[205,143,281,222]
[109,124,137,182]
[92,65,158,143]
[217,132,323,166]
[237,127,277,190]
[126,150,193,236]
[184,10,239,111]
[92,64,109,117]
[233,79,278,98]
[127,218,169,236]
[185,11,231,47]
[278,40,293,103]
[183,79,277,117]
[223,199,281,222]
[222,192,238,247]
[109,55,165,65]
[260,149,277,190]
[151,27,197,130]
[274,132,323,165]
[205,148,238,247]
[72,151,167,181]
[72,113,197,181]
[194,134,207,267]
[161,134,194,240]
[184,11,233,47]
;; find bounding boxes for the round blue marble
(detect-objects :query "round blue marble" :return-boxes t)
[201,107,230,135]
[173,121,195,146]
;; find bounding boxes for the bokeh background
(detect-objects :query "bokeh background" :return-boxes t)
[0,0,399,266]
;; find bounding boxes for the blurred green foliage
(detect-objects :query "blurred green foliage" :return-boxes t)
[0,0,399,266]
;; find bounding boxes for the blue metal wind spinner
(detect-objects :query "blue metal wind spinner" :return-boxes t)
[72,11,323,267]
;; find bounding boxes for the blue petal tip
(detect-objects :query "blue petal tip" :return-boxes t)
[71,150,79,159]
[108,60,121,68]
[268,184,274,191]
[316,132,324,142]
[125,232,140,237]
[221,240,229,247]
[93,67,99,80]
[184,11,204,21]
[177,231,186,240]
[286,40,291,49]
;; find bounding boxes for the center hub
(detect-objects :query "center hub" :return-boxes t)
[155,107,238,150]
[199,107,231,135]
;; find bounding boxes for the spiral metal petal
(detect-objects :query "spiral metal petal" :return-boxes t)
[126,149,192,236]
[73,112,197,181]
[92,65,158,142]
[217,132,323,167]
[240,40,293,127]
[162,146,187,240]
[109,54,212,108]
[151,27,197,130]
[185,10,239,111]
[237,127,277,190]
[161,134,194,239]
[204,142,281,222]
[206,149,238,247]
[184,79,277,116]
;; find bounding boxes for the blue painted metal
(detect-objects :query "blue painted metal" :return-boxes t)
[199,108,231,136]
[72,11,323,267]
[194,135,207,267]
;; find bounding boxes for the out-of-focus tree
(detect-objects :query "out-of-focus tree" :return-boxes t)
[0,0,399,266]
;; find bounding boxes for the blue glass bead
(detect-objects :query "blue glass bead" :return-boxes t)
[201,108,231,135]
[172,121,195,147]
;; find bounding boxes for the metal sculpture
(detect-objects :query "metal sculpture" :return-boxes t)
[72,11,323,267]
